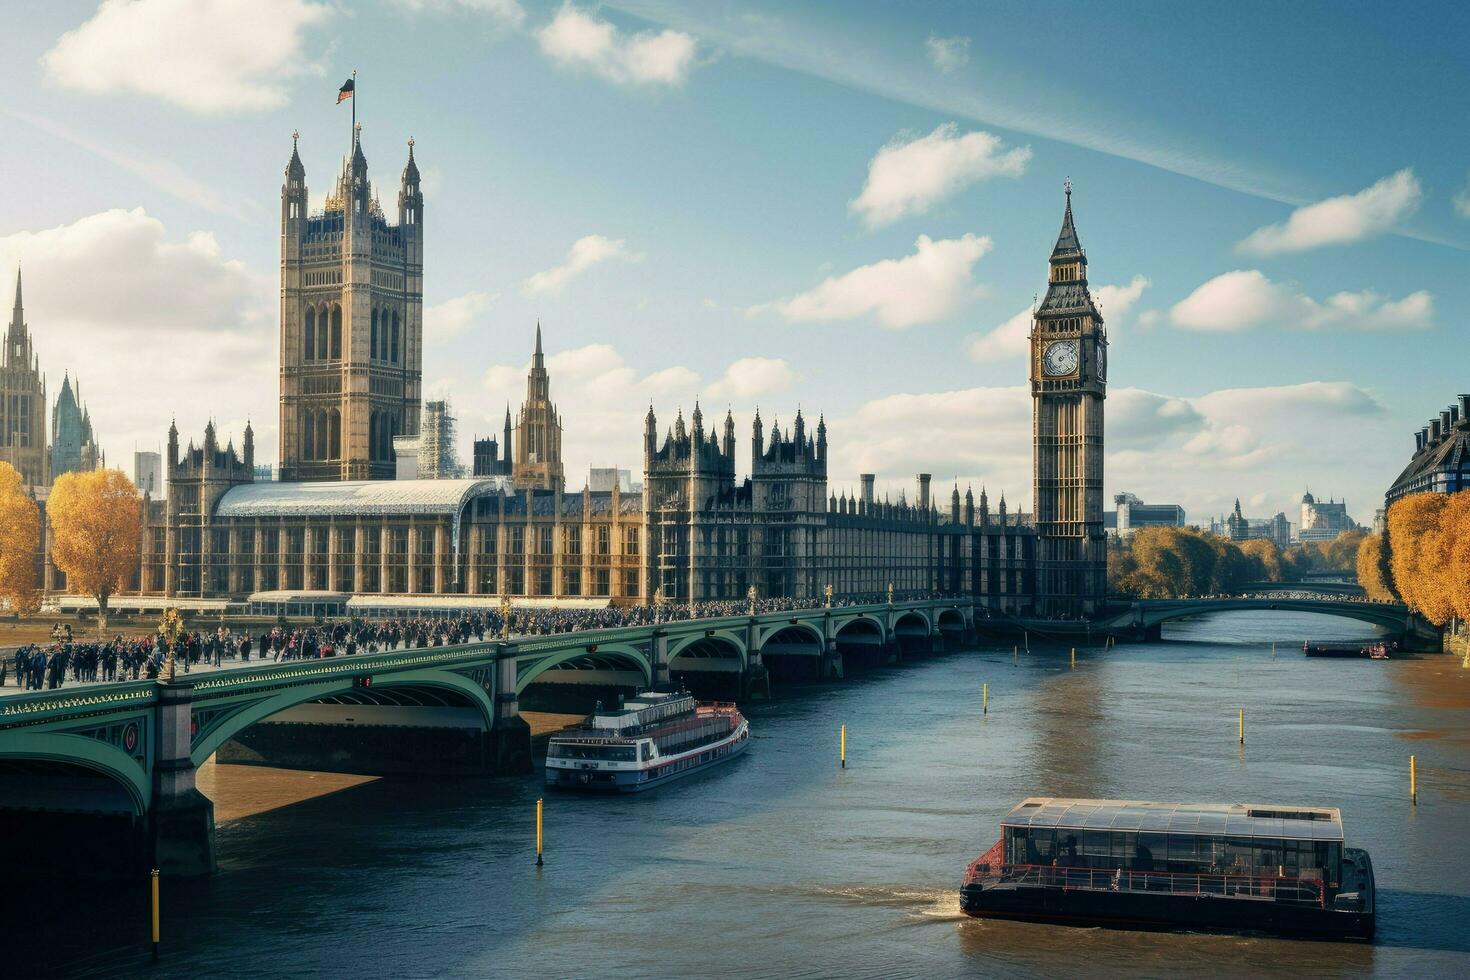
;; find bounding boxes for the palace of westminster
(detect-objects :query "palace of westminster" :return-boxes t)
[28,120,1110,616]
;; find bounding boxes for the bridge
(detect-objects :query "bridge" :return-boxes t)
[0,599,974,878]
[1105,596,1434,644]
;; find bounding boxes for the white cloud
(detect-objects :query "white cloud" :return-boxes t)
[393,0,525,27]
[1237,169,1422,255]
[1095,275,1151,324]
[523,234,643,296]
[1170,270,1432,332]
[828,379,1388,525]
[425,290,496,342]
[42,0,331,114]
[536,3,698,86]
[706,357,799,401]
[0,208,273,464]
[850,123,1030,227]
[966,304,1031,362]
[925,34,970,73]
[1454,174,1470,220]
[967,276,1150,363]
[750,233,992,329]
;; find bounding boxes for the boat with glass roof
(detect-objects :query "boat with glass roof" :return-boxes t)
[961,798,1374,939]
[544,690,749,792]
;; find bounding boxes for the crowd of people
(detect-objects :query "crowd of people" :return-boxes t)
[2,592,954,692]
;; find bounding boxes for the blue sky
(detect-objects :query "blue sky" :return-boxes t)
[1,0,1466,525]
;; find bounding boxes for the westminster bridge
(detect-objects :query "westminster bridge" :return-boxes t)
[0,599,973,877]
[0,593,1433,878]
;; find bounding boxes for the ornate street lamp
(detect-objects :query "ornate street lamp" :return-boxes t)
[654,586,666,624]
[824,583,834,609]
[747,585,757,617]
[887,582,894,606]
[159,608,183,682]
[500,594,512,639]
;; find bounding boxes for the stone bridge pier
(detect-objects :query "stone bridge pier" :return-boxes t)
[153,680,216,877]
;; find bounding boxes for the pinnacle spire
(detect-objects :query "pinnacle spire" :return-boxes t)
[534,320,543,358]
[12,265,21,314]
[1051,178,1082,259]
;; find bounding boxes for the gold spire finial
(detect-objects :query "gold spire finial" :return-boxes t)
[1065,176,1072,198]
[291,128,300,145]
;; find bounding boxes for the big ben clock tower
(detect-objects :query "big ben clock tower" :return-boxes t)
[1030,181,1107,615]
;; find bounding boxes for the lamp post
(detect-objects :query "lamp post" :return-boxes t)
[887,582,894,606]
[824,583,833,609]
[159,608,182,682]
[747,585,757,617]
[500,594,512,640]
[654,586,665,624]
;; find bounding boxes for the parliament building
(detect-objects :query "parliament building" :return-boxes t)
[115,122,1108,617]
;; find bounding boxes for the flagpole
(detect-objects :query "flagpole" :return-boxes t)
[351,68,357,146]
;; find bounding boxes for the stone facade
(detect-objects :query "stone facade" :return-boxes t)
[0,269,47,489]
[511,325,565,492]
[278,128,423,482]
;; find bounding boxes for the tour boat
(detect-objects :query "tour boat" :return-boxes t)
[544,691,749,792]
[961,798,1375,939]
[1303,641,1394,659]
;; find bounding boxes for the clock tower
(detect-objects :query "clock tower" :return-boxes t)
[1030,181,1107,615]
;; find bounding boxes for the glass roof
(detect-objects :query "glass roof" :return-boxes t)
[1000,798,1344,842]
[217,478,511,518]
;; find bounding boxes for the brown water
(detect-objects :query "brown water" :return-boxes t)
[23,610,1470,978]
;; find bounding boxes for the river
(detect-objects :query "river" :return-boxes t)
[21,610,1470,978]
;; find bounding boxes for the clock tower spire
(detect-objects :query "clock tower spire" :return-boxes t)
[1030,180,1107,615]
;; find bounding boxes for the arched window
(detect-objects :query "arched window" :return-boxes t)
[316,412,329,462]
[391,311,400,364]
[303,411,316,460]
[370,308,379,361]
[329,409,341,459]
[369,411,379,460]
[303,308,316,360]
[330,305,342,359]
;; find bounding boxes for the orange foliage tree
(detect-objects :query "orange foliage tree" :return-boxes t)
[1439,491,1470,624]
[0,462,40,613]
[1355,533,1394,602]
[47,469,141,631]
[1387,493,1450,624]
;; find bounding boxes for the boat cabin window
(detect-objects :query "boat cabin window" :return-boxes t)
[548,743,636,762]
[1003,827,1339,883]
[641,743,653,762]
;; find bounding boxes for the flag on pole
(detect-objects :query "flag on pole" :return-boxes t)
[337,79,354,104]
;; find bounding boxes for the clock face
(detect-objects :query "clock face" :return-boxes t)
[1042,340,1079,377]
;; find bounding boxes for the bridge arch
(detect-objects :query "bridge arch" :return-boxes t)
[892,611,933,636]
[191,668,497,767]
[515,642,653,695]
[0,731,150,816]
[668,631,747,672]
[936,608,966,630]
[833,616,886,644]
[757,621,825,651]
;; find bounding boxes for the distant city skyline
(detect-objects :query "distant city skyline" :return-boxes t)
[2,1,1468,524]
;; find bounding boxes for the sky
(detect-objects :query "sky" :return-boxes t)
[2,0,1468,526]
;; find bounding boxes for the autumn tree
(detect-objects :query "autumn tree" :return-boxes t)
[47,469,141,632]
[0,462,40,614]
[1438,490,1470,624]
[1239,538,1283,582]
[1387,493,1450,625]
[1355,534,1394,601]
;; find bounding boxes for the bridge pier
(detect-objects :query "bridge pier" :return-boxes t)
[819,641,845,681]
[490,654,532,775]
[652,631,671,688]
[152,680,216,878]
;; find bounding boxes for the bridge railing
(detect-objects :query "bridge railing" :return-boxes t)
[0,680,158,728]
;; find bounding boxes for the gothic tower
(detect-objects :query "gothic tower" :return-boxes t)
[512,323,565,492]
[1030,182,1107,615]
[0,268,48,488]
[278,126,423,482]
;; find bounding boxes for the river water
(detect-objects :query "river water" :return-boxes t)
[25,610,1470,978]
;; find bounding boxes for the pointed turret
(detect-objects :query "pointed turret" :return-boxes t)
[691,400,704,443]
[964,485,975,527]
[645,403,658,456]
[244,420,255,471]
[11,266,21,321]
[398,136,423,229]
[723,408,736,459]
[1052,178,1082,259]
[751,407,764,463]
